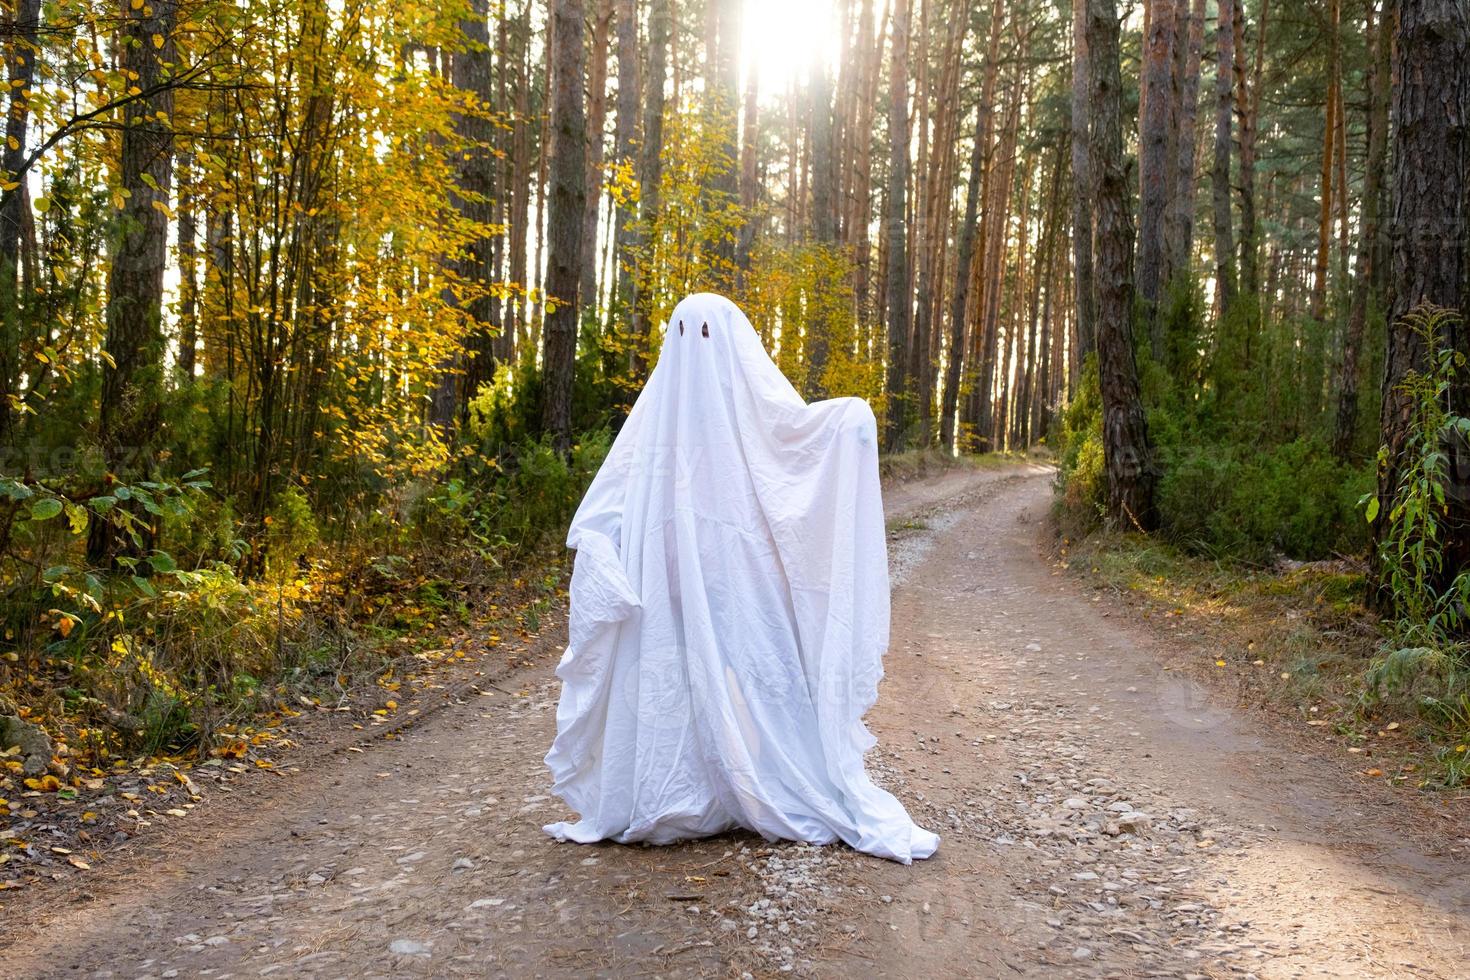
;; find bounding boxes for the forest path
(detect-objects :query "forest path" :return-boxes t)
[5,464,1468,979]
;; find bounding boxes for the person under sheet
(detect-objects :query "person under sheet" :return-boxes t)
[542,292,939,864]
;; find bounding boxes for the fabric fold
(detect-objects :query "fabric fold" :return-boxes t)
[542,292,938,864]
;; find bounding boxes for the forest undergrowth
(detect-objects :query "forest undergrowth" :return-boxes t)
[1053,306,1470,788]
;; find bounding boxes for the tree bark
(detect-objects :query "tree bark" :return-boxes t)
[706,0,740,284]
[439,0,497,425]
[1372,0,1469,603]
[805,59,836,397]
[541,0,588,455]
[882,0,912,451]
[940,73,989,451]
[1069,0,1096,365]
[0,0,39,441]
[1137,0,1176,356]
[1168,0,1204,279]
[1332,0,1393,461]
[91,0,180,562]
[507,0,534,361]
[176,150,199,381]
[631,0,668,379]
[1088,0,1159,530]
[1211,0,1236,317]
[1234,0,1265,297]
[612,0,640,315]
[736,66,760,284]
[580,0,612,310]
[1311,0,1340,324]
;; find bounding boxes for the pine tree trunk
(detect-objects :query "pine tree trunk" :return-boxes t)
[1088,0,1159,531]
[707,0,740,283]
[1331,0,1392,461]
[960,6,1008,440]
[1137,0,1176,356]
[939,64,990,450]
[736,68,760,283]
[882,0,912,451]
[176,151,199,381]
[1311,0,1340,323]
[1211,0,1236,316]
[580,0,612,310]
[0,0,40,442]
[446,0,497,421]
[805,61,836,396]
[631,0,668,379]
[850,0,881,319]
[974,49,1022,448]
[612,0,640,316]
[1069,0,1095,365]
[1168,0,1203,278]
[91,0,179,562]
[507,0,534,361]
[1372,0,1469,605]
[541,0,588,455]
[1235,0,1265,296]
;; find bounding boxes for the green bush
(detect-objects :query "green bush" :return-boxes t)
[1054,359,1106,536]
[1158,440,1371,561]
[414,429,612,567]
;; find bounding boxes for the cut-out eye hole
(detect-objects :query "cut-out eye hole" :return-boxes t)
[701,322,709,338]
[678,319,684,336]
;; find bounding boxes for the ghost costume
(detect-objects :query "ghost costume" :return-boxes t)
[542,293,938,864]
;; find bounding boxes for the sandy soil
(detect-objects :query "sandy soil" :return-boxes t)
[3,464,1466,979]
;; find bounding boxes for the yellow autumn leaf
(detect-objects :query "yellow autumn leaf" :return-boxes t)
[152,34,164,49]
[57,616,74,639]
[24,775,61,792]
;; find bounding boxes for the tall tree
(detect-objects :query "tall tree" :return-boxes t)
[611,0,640,314]
[1332,0,1393,461]
[1137,0,1176,356]
[1372,0,1469,601]
[805,59,837,396]
[940,87,987,450]
[1311,0,1341,323]
[1211,0,1236,317]
[882,0,912,450]
[541,0,588,454]
[706,0,740,283]
[1069,0,1095,365]
[1168,0,1203,278]
[436,0,497,425]
[0,0,39,441]
[89,0,180,562]
[1234,0,1265,297]
[1088,0,1159,530]
[631,0,668,378]
[580,0,612,309]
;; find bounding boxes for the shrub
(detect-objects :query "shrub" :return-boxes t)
[1158,440,1371,561]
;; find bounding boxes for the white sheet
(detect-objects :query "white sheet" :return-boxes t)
[542,292,938,864]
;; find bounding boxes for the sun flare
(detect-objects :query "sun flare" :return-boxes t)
[741,0,843,97]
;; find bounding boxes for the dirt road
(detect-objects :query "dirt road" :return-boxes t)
[5,464,1467,978]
